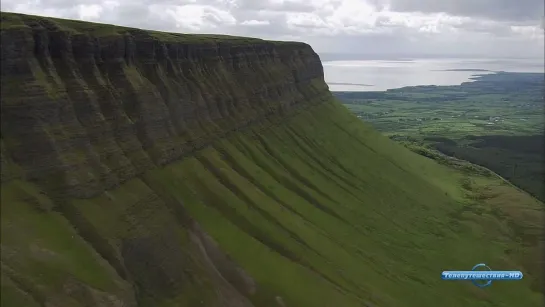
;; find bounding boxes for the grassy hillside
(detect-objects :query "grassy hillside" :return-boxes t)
[2,100,544,306]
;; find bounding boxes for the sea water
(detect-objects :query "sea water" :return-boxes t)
[322,57,545,92]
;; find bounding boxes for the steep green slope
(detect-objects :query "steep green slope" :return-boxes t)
[1,12,544,307]
[144,102,545,307]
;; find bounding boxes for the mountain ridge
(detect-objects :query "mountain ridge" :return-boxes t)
[1,12,328,198]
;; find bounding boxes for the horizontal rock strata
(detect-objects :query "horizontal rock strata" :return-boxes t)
[0,13,331,198]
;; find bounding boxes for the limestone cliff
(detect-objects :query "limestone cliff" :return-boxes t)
[0,12,331,307]
[0,12,329,198]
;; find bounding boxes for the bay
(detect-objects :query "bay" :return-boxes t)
[322,58,544,92]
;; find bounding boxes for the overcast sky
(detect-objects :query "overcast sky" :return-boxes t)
[2,0,544,58]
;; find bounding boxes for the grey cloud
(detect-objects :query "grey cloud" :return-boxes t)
[385,0,544,23]
[235,0,316,12]
[230,9,292,35]
[100,4,177,31]
[446,18,515,37]
[1,0,542,58]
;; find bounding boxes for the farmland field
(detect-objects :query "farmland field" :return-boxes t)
[334,72,545,202]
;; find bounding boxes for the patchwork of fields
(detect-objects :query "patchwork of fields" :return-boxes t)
[335,72,545,202]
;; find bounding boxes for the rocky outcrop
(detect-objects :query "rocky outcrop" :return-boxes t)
[0,12,330,199]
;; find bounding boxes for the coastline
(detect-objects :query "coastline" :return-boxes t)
[323,58,544,92]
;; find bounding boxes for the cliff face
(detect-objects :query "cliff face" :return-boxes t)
[1,12,329,198]
[1,12,334,307]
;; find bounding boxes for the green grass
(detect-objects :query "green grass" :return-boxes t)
[337,73,544,138]
[2,100,544,306]
[143,101,543,306]
[0,181,128,306]
[335,72,545,201]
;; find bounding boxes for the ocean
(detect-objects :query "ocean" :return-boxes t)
[322,58,545,92]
